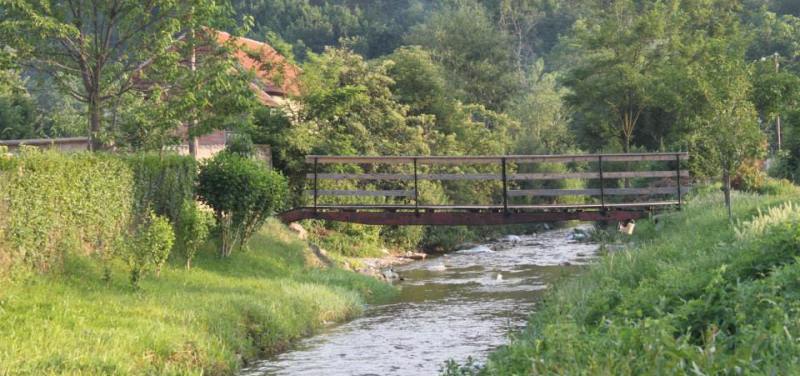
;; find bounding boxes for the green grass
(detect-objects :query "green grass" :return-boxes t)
[0,220,395,375]
[476,189,800,375]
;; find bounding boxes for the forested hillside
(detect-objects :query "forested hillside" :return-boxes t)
[5,0,800,176]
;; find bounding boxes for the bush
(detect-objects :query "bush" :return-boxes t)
[421,226,476,252]
[198,152,288,256]
[225,133,256,157]
[127,212,175,287]
[381,225,425,251]
[733,158,766,192]
[122,153,197,226]
[0,149,133,273]
[178,200,215,269]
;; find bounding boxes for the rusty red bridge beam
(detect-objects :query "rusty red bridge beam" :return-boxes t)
[277,208,647,226]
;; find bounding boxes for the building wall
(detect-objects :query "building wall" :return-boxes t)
[0,137,90,153]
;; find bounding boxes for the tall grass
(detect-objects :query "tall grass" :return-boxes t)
[480,189,800,375]
[0,220,394,375]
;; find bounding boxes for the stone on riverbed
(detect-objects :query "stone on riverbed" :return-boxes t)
[402,251,427,260]
[381,268,401,281]
[456,245,494,254]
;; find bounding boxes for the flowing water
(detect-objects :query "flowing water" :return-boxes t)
[241,227,598,376]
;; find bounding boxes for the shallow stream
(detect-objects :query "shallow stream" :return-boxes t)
[242,227,598,375]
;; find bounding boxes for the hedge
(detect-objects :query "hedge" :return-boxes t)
[0,149,133,273]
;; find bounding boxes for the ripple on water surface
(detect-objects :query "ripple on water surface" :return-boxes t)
[240,227,598,376]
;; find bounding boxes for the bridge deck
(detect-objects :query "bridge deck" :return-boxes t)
[307,201,679,211]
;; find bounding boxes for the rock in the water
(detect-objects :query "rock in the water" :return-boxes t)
[381,268,400,281]
[403,251,427,260]
[456,245,494,254]
[288,223,308,240]
[456,242,478,250]
[428,263,446,272]
[570,228,590,241]
[500,235,522,243]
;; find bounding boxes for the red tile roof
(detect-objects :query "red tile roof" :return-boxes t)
[214,30,302,105]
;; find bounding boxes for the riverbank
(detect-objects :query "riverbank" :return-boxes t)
[0,220,395,375]
[476,189,800,375]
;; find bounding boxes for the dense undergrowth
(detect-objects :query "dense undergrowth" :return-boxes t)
[473,189,800,375]
[0,221,394,375]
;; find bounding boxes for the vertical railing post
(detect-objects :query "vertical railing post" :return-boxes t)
[413,157,419,215]
[676,153,682,210]
[501,157,508,214]
[598,155,605,211]
[313,157,319,213]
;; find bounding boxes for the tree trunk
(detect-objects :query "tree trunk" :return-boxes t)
[188,125,199,158]
[188,35,199,159]
[723,169,733,221]
[89,98,103,151]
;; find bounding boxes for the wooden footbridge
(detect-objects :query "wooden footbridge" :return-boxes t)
[278,152,690,226]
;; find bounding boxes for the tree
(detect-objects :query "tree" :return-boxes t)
[0,0,230,150]
[406,0,523,110]
[509,61,573,154]
[562,0,671,153]
[111,28,258,154]
[383,45,470,141]
[690,57,765,220]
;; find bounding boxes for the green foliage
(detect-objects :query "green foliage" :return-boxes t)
[225,133,256,157]
[380,225,425,252]
[126,212,175,287]
[198,152,288,256]
[0,0,252,148]
[178,200,215,269]
[122,153,197,227]
[421,226,477,253]
[406,1,523,110]
[0,149,132,273]
[482,190,800,375]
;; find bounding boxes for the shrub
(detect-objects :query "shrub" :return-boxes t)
[225,133,255,157]
[0,149,132,273]
[178,200,215,269]
[122,153,196,226]
[733,158,766,192]
[127,212,175,286]
[198,152,288,256]
[421,226,476,252]
[381,225,425,251]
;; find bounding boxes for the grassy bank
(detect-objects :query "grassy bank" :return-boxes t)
[474,189,800,375]
[0,221,394,375]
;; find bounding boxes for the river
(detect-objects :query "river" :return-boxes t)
[241,227,598,376]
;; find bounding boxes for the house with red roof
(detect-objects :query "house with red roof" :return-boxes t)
[178,30,301,159]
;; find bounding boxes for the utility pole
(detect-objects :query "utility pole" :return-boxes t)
[775,52,782,151]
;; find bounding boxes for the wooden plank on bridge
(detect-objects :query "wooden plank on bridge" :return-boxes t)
[508,187,691,197]
[305,189,415,197]
[308,170,690,181]
[509,170,690,180]
[305,153,689,165]
[306,173,503,181]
